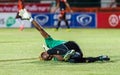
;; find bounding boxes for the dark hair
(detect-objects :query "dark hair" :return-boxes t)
[40,52,52,61]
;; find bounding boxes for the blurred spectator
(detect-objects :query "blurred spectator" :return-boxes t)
[101,0,116,8]
[116,0,120,7]
[109,0,117,8]
[50,1,57,13]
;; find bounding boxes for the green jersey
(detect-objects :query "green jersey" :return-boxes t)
[45,36,66,61]
[45,36,66,48]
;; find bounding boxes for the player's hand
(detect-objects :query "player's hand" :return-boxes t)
[19,9,31,20]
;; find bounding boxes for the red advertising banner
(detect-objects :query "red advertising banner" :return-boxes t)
[97,12,120,28]
[0,3,50,13]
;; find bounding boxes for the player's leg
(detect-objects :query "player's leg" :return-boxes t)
[63,50,75,61]
[63,41,84,62]
[64,19,70,29]
[56,11,65,30]
[64,13,70,29]
[81,55,110,63]
[56,20,61,30]
[97,55,110,61]
[45,43,76,61]
[64,41,83,57]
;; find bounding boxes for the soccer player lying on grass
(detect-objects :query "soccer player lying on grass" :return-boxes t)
[18,9,110,63]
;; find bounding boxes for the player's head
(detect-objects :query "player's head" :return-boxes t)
[40,52,53,61]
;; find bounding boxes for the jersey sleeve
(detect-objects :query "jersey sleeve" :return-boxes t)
[45,36,66,48]
[47,44,68,55]
[45,36,54,48]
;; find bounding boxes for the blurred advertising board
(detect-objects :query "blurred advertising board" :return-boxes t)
[32,13,73,28]
[73,13,96,28]
[32,13,53,27]
[32,13,96,28]
[0,13,31,28]
[0,3,50,13]
[97,12,120,28]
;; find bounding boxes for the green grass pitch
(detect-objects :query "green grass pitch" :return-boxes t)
[0,28,120,75]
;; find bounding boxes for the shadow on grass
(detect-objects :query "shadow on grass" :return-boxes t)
[109,55,120,63]
[23,59,113,65]
[22,60,67,65]
[0,41,24,43]
[0,55,119,64]
[0,57,38,62]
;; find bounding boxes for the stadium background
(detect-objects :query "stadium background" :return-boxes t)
[0,1,120,75]
[0,0,120,28]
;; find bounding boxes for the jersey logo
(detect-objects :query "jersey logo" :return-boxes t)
[57,51,60,54]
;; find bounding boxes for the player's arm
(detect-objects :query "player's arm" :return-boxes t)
[18,9,50,38]
[53,1,60,12]
[31,20,50,38]
[64,1,73,13]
